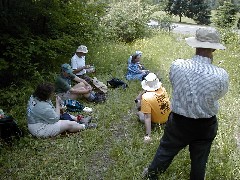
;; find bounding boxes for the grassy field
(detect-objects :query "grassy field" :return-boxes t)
[0,30,239,179]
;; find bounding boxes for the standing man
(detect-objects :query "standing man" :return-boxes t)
[143,28,229,180]
[135,73,171,143]
[71,45,94,83]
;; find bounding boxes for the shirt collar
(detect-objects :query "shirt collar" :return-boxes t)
[192,55,212,64]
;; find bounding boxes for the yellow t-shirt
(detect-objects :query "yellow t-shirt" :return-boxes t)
[141,87,171,124]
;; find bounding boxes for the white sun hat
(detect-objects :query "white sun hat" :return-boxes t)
[185,28,226,50]
[76,45,88,53]
[141,73,162,91]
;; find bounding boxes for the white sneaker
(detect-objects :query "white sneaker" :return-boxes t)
[83,107,93,113]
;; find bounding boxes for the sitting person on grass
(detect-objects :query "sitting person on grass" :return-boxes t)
[27,83,87,138]
[71,45,108,95]
[71,45,95,83]
[126,52,149,81]
[55,63,96,101]
[127,50,142,65]
[135,73,171,143]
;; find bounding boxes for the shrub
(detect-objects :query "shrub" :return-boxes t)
[152,15,175,32]
[100,0,154,43]
[217,28,240,45]
[213,1,237,28]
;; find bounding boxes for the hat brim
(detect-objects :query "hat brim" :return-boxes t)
[185,37,226,50]
[141,80,162,91]
[64,70,74,75]
[76,50,88,53]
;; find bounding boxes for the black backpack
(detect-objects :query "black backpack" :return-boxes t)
[0,116,23,144]
[107,78,128,89]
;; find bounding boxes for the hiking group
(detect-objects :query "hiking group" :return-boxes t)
[25,28,229,180]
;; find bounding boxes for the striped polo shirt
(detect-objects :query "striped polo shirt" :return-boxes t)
[170,55,229,119]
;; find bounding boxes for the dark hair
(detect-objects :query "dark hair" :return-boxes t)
[33,83,55,101]
[131,53,141,63]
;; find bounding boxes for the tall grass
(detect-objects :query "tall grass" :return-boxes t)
[0,30,239,179]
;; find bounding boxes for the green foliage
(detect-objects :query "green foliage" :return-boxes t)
[165,0,211,25]
[166,0,188,22]
[217,28,240,45]
[152,15,175,31]
[100,0,154,43]
[187,0,211,25]
[0,0,107,87]
[213,1,237,28]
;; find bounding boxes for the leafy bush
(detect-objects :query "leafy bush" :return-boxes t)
[0,0,107,87]
[213,1,237,28]
[152,15,175,31]
[100,0,154,43]
[0,35,76,87]
[187,0,211,25]
[218,28,240,45]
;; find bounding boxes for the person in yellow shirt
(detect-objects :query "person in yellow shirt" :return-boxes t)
[135,73,171,143]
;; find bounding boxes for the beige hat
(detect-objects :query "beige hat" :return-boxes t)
[76,45,88,53]
[141,73,162,91]
[185,28,226,50]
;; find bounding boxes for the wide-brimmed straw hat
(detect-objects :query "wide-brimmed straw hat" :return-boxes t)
[141,73,162,91]
[185,28,226,50]
[76,45,88,53]
[92,77,108,93]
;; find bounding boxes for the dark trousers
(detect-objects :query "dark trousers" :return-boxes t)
[148,112,218,180]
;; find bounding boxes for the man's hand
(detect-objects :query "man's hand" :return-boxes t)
[84,65,91,69]
[86,85,92,91]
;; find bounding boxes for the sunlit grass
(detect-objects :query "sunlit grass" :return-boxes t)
[0,30,239,179]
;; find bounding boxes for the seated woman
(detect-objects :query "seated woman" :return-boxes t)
[27,83,86,138]
[127,50,142,65]
[126,52,149,81]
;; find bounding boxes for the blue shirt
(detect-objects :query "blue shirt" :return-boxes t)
[170,55,229,118]
[126,62,146,80]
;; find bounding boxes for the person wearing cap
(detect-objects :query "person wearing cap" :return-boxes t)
[55,63,95,101]
[126,52,149,81]
[71,45,94,83]
[135,73,171,143]
[143,28,229,180]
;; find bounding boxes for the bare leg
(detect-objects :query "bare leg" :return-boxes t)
[58,120,85,133]
[71,82,91,99]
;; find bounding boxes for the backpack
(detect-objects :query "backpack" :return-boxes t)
[64,99,85,112]
[94,92,107,103]
[0,116,23,144]
[107,78,128,89]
